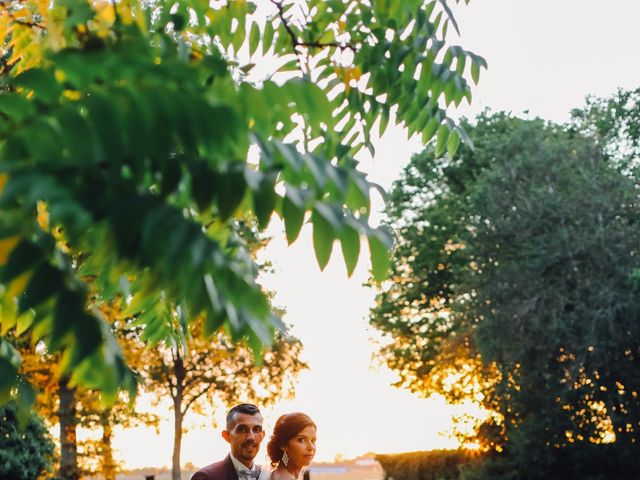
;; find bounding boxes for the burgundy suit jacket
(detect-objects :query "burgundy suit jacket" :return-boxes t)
[191,455,240,480]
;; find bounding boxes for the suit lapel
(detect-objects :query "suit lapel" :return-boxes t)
[225,454,240,480]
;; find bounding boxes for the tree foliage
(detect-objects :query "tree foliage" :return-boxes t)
[569,86,640,168]
[0,0,483,410]
[371,110,640,477]
[0,402,55,480]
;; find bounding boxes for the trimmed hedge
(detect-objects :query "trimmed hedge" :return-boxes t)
[377,445,640,480]
[376,450,480,480]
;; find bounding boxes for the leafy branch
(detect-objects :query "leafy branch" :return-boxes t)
[269,0,357,71]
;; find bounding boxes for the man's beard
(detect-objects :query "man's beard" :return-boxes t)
[241,441,258,452]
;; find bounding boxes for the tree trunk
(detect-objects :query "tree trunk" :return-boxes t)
[172,350,186,480]
[59,376,79,480]
[100,408,117,480]
[172,407,184,480]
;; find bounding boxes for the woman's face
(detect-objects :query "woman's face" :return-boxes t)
[284,425,317,468]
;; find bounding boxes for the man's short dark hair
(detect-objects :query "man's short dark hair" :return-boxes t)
[226,403,261,430]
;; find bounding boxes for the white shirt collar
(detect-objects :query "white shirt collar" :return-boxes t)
[230,452,257,473]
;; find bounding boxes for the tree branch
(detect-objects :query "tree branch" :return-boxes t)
[0,1,46,31]
[181,383,215,416]
[269,0,357,64]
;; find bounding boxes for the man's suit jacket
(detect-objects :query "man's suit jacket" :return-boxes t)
[191,455,240,480]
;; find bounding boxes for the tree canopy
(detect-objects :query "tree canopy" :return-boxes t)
[0,0,484,411]
[370,109,640,477]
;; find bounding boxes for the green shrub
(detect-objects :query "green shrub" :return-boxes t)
[376,450,480,480]
[0,402,55,480]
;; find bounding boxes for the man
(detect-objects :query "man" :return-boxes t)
[192,404,267,480]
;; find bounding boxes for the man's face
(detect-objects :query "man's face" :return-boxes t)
[222,412,265,467]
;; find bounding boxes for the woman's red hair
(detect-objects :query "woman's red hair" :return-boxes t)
[266,412,316,467]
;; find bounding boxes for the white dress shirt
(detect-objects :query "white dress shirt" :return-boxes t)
[229,453,271,480]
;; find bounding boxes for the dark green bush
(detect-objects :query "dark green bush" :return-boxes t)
[0,402,55,480]
[376,445,640,480]
[464,444,640,480]
[376,450,480,480]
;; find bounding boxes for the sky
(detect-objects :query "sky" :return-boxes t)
[108,0,640,470]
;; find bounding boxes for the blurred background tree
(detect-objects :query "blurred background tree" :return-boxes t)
[371,107,640,478]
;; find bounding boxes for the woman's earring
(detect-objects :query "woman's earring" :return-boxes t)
[281,451,289,466]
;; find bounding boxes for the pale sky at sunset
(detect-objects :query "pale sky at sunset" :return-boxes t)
[106,1,640,469]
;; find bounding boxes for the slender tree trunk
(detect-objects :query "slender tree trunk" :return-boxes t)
[59,376,79,480]
[172,350,186,480]
[100,409,117,480]
[172,407,184,480]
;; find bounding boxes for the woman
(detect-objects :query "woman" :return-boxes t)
[266,412,317,480]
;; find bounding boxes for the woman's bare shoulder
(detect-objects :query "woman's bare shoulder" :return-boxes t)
[269,467,295,480]
[258,468,272,480]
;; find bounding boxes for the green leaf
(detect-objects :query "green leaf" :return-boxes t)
[232,16,247,52]
[438,0,460,35]
[284,183,313,209]
[0,339,21,369]
[422,117,440,144]
[263,21,275,55]
[21,118,63,164]
[368,231,392,282]
[52,288,86,351]
[16,311,34,336]
[282,195,305,244]
[12,69,62,104]
[85,93,124,160]
[378,109,390,138]
[0,93,35,122]
[435,123,449,157]
[314,202,343,230]
[2,240,43,283]
[14,379,36,427]
[243,311,272,346]
[62,0,95,27]
[312,207,335,270]
[455,125,474,150]
[55,106,97,163]
[170,13,186,31]
[19,263,63,313]
[447,129,461,158]
[246,329,264,361]
[319,28,335,44]
[471,62,480,85]
[304,154,329,189]
[66,314,105,368]
[273,141,303,172]
[0,358,18,400]
[346,175,370,212]
[326,165,349,195]
[340,223,360,277]
[191,161,219,212]
[253,172,278,230]
[161,156,182,198]
[456,54,467,76]
[217,166,247,221]
[249,21,261,57]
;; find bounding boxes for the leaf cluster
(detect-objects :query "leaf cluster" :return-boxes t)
[0,0,480,411]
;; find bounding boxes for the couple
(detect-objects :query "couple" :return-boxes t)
[192,404,317,480]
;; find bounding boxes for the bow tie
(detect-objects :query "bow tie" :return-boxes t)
[239,468,261,479]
